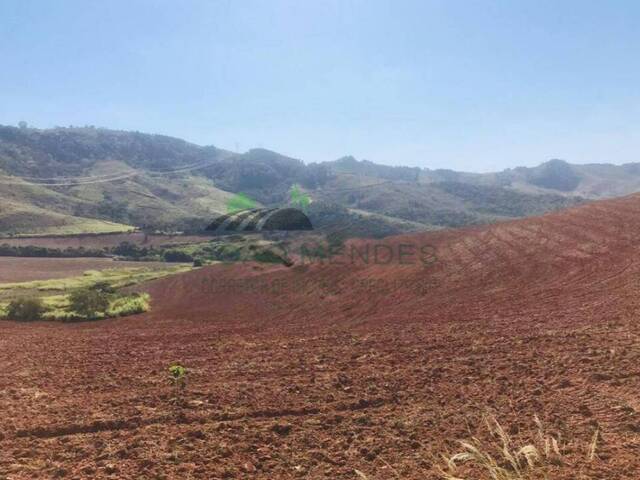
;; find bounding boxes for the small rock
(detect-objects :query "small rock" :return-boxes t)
[271,422,292,435]
[53,468,67,478]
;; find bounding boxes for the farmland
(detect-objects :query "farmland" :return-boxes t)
[5,3,640,478]
[1,193,640,478]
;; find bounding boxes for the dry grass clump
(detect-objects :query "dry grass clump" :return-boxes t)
[437,415,565,480]
[354,415,599,480]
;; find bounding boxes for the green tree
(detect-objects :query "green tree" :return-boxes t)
[69,288,110,318]
[163,249,194,262]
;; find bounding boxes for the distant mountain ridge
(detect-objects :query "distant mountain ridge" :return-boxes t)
[418,157,640,199]
[0,124,636,237]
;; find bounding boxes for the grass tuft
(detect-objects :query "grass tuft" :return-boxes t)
[588,429,599,462]
[438,415,564,480]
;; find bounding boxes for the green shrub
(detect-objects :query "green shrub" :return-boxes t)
[6,297,47,321]
[163,249,194,262]
[42,310,86,322]
[253,248,292,266]
[169,363,187,392]
[106,293,150,317]
[69,287,110,319]
[92,281,116,294]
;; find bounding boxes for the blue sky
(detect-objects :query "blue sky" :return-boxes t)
[1,0,639,171]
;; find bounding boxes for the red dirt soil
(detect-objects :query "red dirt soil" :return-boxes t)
[2,194,640,478]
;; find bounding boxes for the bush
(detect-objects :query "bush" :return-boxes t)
[112,242,153,259]
[163,249,194,263]
[106,293,150,317]
[92,281,116,294]
[6,297,47,321]
[193,258,204,267]
[69,287,111,319]
[253,248,292,266]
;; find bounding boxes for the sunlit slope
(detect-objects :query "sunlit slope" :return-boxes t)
[0,197,133,236]
[0,163,234,235]
[0,127,236,234]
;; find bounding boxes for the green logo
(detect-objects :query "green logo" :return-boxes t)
[290,184,311,212]
[226,192,257,214]
[224,187,310,215]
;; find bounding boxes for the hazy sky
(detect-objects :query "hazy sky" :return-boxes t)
[1,0,639,171]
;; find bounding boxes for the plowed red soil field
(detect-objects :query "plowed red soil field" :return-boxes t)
[2,195,640,479]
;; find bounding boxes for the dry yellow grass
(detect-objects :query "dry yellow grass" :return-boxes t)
[352,411,602,480]
[353,414,600,480]
[437,415,563,480]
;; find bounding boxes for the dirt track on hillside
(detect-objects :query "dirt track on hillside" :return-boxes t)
[2,195,640,478]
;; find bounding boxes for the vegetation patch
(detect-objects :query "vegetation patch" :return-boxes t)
[68,284,112,319]
[0,243,108,258]
[0,264,190,296]
[0,264,185,321]
[106,292,150,317]
[0,291,151,322]
[112,237,292,266]
[4,297,46,321]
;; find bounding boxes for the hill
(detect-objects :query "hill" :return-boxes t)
[4,125,640,238]
[0,125,237,234]
[2,193,640,477]
[420,158,640,199]
[0,125,592,237]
